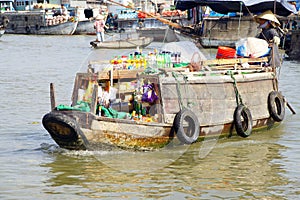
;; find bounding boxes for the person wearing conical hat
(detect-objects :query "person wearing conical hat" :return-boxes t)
[254,10,281,45]
[94,15,105,42]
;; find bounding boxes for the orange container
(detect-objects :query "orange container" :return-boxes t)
[216,46,236,59]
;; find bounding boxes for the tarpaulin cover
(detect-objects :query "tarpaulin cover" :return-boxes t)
[175,0,297,16]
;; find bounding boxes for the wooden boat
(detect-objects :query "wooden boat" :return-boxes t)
[136,26,178,43]
[283,14,300,60]
[74,19,95,35]
[285,29,300,60]
[42,41,287,151]
[90,36,153,49]
[175,0,297,47]
[0,11,77,35]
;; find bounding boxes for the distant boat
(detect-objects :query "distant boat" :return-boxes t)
[74,19,95,35]
[175,0,297,47]
[90,33,153,49]
[0,11,77,35]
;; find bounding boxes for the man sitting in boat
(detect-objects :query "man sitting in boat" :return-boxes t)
[254,10,281,46]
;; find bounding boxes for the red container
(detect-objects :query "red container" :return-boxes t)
[216,46,236,59]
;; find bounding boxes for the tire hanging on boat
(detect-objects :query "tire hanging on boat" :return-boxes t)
[173,108,200,144]
[234,104,253,138]
[268,91,285,122]
[35,24,41,30]
[42,111,87,150]
[25,25,31,33]
[3,18,9,28]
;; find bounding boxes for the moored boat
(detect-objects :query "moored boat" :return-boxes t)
[285,29,300,60]
[175,0,297,47]
[90,36,153,49]
[42,41,287,151]
[0,11,77,35]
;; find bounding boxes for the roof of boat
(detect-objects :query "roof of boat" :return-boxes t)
[175,0,297,16]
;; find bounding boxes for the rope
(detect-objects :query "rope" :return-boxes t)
[228,71,243,106]
[172,71,194,110]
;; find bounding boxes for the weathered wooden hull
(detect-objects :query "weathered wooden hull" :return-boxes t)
[90,37,154,49]
[4,21,76,35]
[42,70,281,151]
[42,110,172,151]
[74,20,95,35]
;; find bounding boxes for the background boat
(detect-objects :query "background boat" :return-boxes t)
[90,36,153,49]
[0,11,77,35]
[175,0,297,47]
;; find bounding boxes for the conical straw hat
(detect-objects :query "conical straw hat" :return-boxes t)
[254,10,280,27]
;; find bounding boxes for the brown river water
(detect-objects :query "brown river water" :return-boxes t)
[0,34,300,199]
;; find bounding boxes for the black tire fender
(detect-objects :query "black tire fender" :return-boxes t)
[11,23,16,30]
[234,104,253,138]
[42,112,83,143]
[268,91,285,122]
[173,108,200,144]
[35,24,41,30]
[3,18,9,27]
[25,25,31,33]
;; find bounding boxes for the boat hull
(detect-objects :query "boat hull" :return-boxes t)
[42,110,172,151]
[0,12,76,35]
[42,109,277,151]
[90,37,153,49]
[4,21,76,35]
[136,27,178,42]
[74,20,95,35]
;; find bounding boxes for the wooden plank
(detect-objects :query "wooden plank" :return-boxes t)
[202,57,268,66]
[50,83,56,110]
[90,84,98,114]
[97,69,144,80]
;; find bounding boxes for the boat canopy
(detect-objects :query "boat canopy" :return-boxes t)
[175,0,297,16]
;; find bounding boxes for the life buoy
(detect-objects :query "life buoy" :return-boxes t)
[234,104,253,137]
[25,25,31,33]
[173,108,200,144]
[268,91,285,122]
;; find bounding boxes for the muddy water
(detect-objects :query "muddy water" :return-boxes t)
[0,34,299,199]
